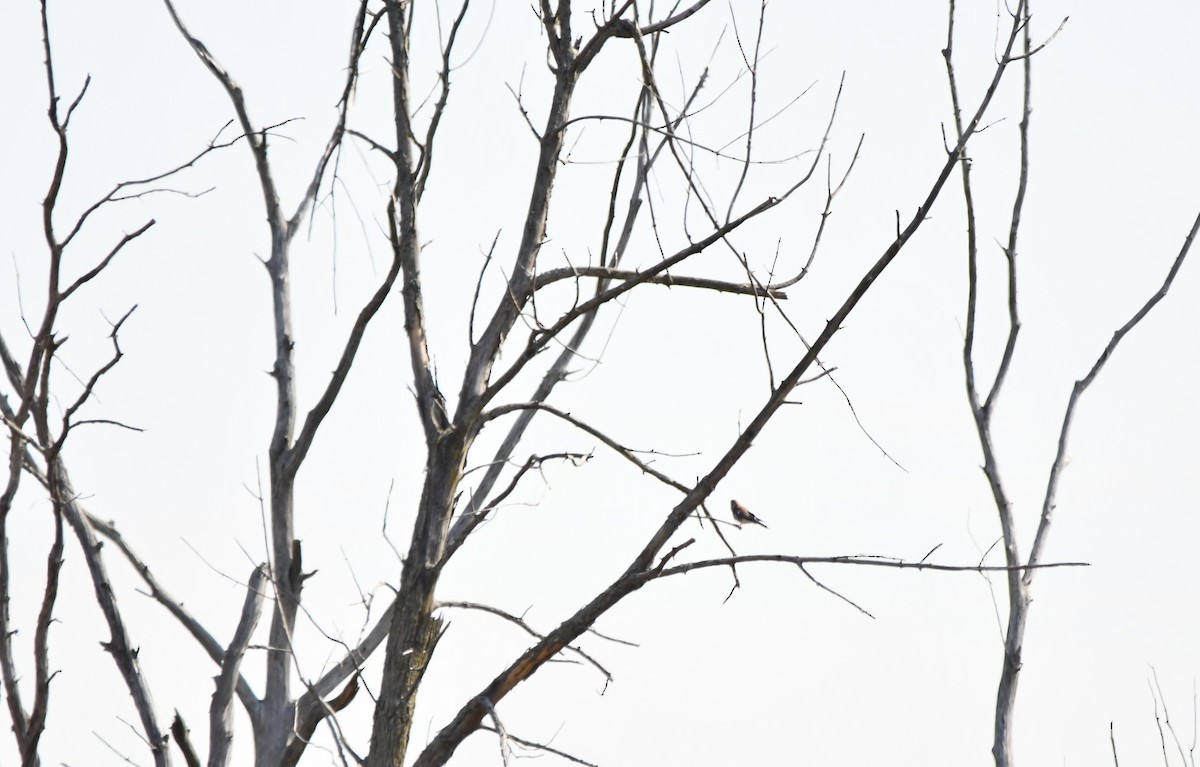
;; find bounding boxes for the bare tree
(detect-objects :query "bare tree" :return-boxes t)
[944,2,1200,766]
[3,1,1191,766]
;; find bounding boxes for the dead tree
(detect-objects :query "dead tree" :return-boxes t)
[0,1,1123,766]
[944,2,1200,766]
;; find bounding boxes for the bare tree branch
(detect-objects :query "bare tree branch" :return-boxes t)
[156,10,301,748]
[20,501,63,767]
[414,0,473,202]
[286,0,377,236]
[653,553,1087,579]
[53,306,135,453]
[445,451,590,563]
[437,600,612,682]
[482,698,511,767]
[299,600,391,711]
[58,470,169,766]
[86,513,260,716]
[280,674,360,767]
[285,241,403,474]
[477,724,598,767]
[171,712,202,767]
[481,402,689,493]
[1026,207,1200,580]
[208,566,267,767]
[59,227,153,300]
[160,0,284,232]
[534,265,787,298]
[58,120,245,252]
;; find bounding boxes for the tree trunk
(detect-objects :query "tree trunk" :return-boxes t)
[366,436,468,766]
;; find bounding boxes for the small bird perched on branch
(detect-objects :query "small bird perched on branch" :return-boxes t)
[730,500,768,529]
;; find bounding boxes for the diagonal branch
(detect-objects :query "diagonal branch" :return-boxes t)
[160,0,282,230]
[481,403,689,494]
[477,725,598,767]
[445,451,590,563]
[436,600,612,682]
[57,469,169,766]
[769,132,865,290]
[1025,206,1200,579]
[59,224,154,301]
[289,599,393,758]
[575,1,715,72]
[285,239,403,473]
[21,500,64,766]
[285,0,377,237]
[58,120,246,253]
[311,602,391,701]
[414,0,472,202]
[280,673,359,767]
[53,306,136,454]
[87,513,260,715]
[171,713,201,767]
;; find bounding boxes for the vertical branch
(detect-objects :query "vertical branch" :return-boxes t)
[158,2,388,762]
[415,0,473,203]
[386,0,447,450]
[987,15,1032,415]
[208,566,267,767]
[0,417,32,760]
[986,8,1033,765]
[946,1,1032,764]
[22,503,63,767]
[0,291,41,767]
[366,3,455,763]
[724,0,767,223]
[159,2,296,736]
[260,222,299,758]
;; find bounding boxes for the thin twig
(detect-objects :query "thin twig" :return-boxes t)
[437,600,612,682]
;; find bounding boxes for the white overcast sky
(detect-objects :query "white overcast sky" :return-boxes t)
[2,1,1199,765]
